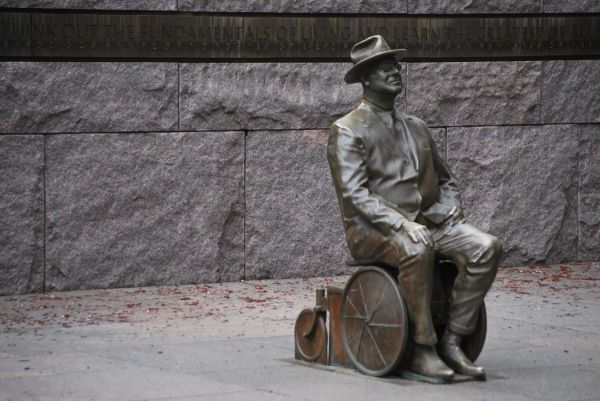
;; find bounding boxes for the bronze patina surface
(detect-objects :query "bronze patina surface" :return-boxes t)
[1,11,599,60]
[340,266,409,377]
[326,35,502,382]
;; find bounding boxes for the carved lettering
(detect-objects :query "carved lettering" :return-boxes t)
[1,11,597,59]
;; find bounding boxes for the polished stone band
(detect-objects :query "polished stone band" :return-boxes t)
[1,11,600,61]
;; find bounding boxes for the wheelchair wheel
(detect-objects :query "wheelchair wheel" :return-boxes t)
[294,308,327,362]
[340,267,409,376]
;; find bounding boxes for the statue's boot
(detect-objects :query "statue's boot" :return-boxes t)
[409,344,455,381]
[438,331,486,380]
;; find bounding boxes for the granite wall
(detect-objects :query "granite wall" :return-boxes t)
[1,1,599,294]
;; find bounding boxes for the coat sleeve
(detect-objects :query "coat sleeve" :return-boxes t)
[420,123,462,224]
[327,123,408,234]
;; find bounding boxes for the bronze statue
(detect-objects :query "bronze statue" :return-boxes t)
[327,35,502,381]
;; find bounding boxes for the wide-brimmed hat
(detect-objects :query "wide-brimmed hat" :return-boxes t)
[344,35,407,84]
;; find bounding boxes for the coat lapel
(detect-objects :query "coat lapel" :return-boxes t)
[394,109,420,171]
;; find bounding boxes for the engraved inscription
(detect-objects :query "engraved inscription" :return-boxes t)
[0,12,598,60]
[0,12,32,57]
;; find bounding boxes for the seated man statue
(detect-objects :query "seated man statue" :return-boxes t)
[327,35,502,381]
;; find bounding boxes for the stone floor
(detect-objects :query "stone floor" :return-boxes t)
[1,262,599,401]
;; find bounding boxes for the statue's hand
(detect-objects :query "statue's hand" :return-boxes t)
[444,206,465,226]
[400,222,433,247]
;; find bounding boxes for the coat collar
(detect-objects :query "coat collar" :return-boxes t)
[357,100,421,170]
[360,99,411,122]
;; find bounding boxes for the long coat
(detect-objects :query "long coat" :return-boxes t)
[327,100,462,257]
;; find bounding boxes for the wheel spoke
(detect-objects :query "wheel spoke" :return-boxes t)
[345,323,363,349]
[367,280,388,321]
[346,295,363,317]
[358,279,369,318]
[355,325,366,361]
[367,322,404,328]
[365,325,388,368]
[342,314,367,320]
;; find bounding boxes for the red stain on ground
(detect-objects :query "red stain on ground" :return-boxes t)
[495,263,600,295]
[0,264,597,335]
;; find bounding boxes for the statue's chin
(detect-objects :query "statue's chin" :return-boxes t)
[389,85,404,96]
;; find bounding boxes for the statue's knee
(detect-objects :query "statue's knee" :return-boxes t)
[474,235,502,269]
[397,242,434,282]
[487,236,503,259]
[404,242,434,263]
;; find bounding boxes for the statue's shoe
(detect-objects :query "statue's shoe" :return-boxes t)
[409,345,455,381]
[438,341,486,380]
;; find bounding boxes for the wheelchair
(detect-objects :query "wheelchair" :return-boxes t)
[294,259,487,378]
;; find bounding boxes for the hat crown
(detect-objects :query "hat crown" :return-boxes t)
[350,35,393,66]
[344,35,405,83]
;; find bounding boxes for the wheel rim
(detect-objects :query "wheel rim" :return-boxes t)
[294,309,327,362]
[340,267,408,376]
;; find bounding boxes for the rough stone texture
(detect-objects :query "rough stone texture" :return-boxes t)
[447,125,579,267]
[542,60,600,124]
[45,132,244,291]
[0,135,45,295]
[430,127,446,162]
[408,0,541,13]
[178,0,406,13]
[579,124,600,261]
[407,62,542,127]
[0,0,176,9]
[543,0,600,12]
[0,63,178,134]
[180,63,394,131]
[245,130,350,280]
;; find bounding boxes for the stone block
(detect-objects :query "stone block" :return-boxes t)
[0,135,44,295]
[579,124,600,261]
[542,60,600,124]
[408,0,541,13]
[447,125,578,266]
[245,130,349,280]
[0,63,178,134]
[45,132,244,291]
[407,62,542,127]
[178,0,407,13]
[179,63,366,131]
[0,0,176,9]
[543,0,600,12]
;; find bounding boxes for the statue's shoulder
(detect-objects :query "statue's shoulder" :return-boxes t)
[328,105,371,153]
[397,110,429,130]
[331,103,371,135]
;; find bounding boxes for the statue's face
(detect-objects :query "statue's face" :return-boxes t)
[363,58,404,95]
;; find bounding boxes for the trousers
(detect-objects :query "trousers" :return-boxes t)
[349,220,502,345]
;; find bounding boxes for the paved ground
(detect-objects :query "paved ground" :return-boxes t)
[1,262,600,401]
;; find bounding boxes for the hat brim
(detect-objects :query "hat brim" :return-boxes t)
[344,49,407,84]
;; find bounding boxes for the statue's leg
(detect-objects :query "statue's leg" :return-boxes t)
[350,229,455,380]
[391,237,460,380]
[394,242,437,346]
[433,223,502,336]
[432,222,502,379]
[350,228,438,345]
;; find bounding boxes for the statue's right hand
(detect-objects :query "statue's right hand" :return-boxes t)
[400,222,433,247]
